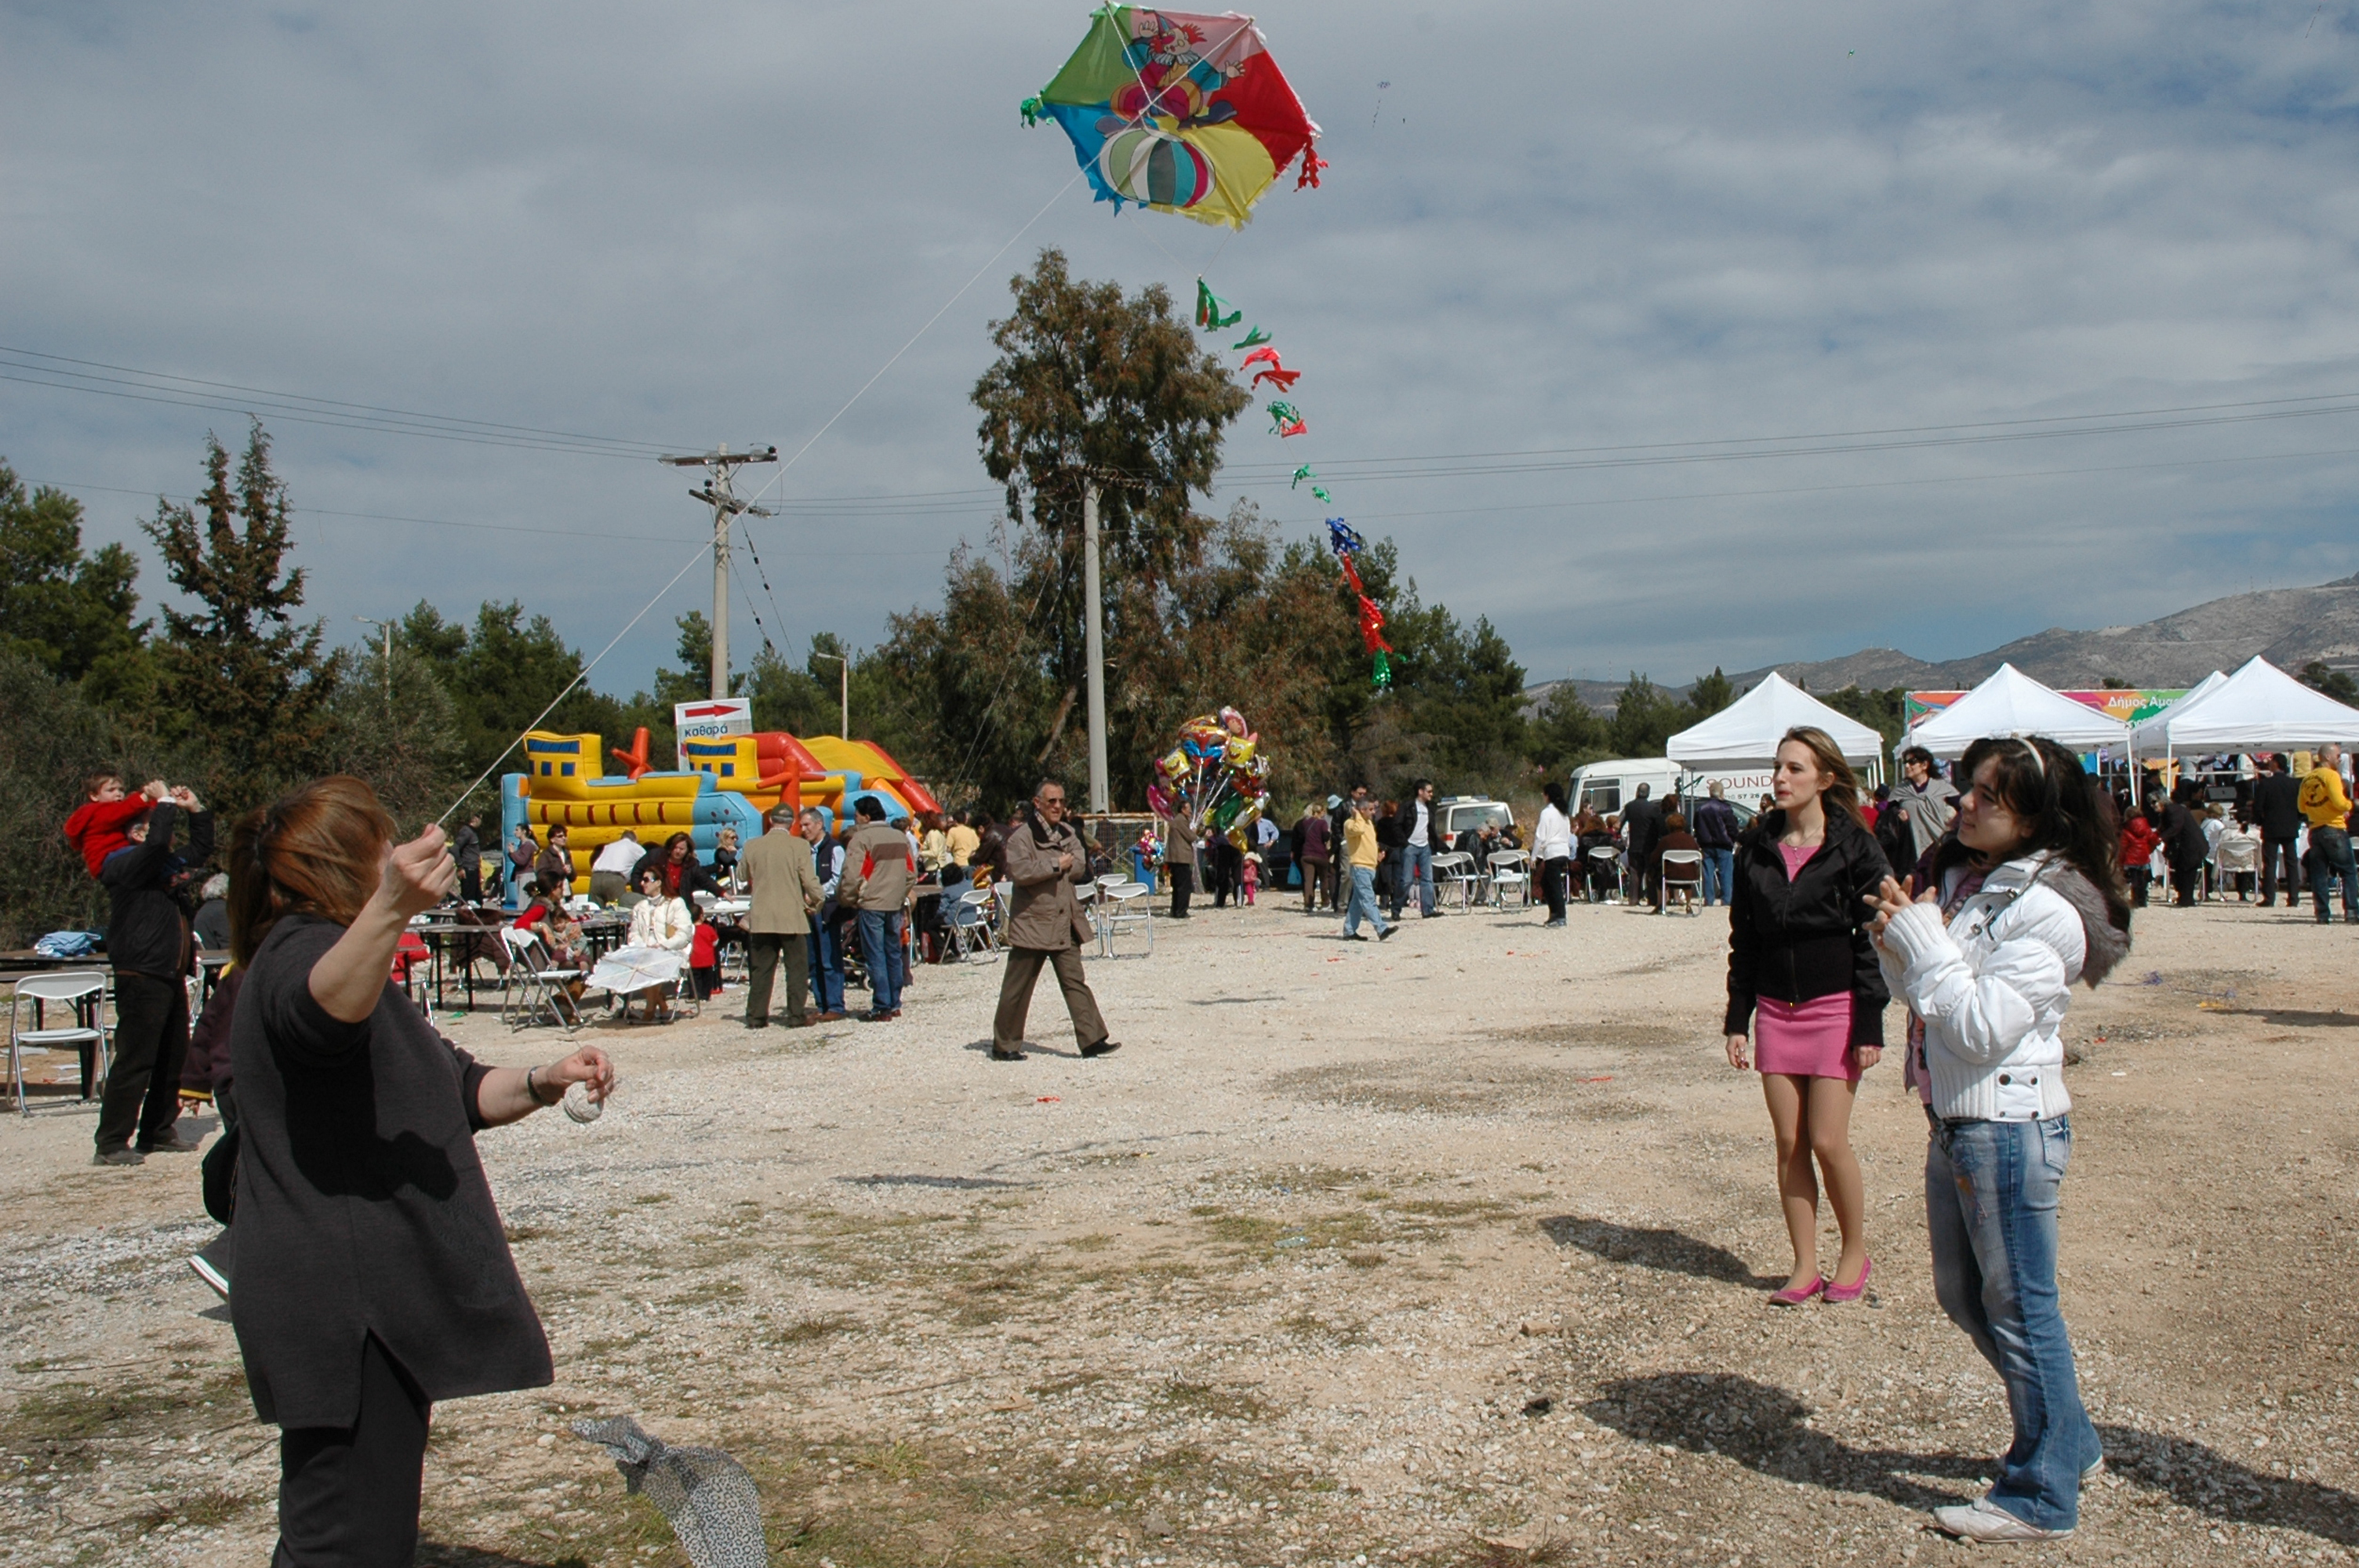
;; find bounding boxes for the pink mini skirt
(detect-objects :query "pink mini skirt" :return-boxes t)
[1754,993,1861,1081]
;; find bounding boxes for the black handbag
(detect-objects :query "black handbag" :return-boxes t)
[201,1123,238,1225]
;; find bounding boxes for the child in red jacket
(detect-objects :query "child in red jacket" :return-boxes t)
[2120,811,2161,908]
[62,772,162,878]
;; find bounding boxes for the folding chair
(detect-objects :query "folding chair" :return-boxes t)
[1584,846,1621,903]
[2212,835,2259,902]
[1486,851,1532,909]
[1096,880,1155,957]
[500,927,582,1031]
[946,887,1001,962]
[1658,850,1705,915]
[7,971,111,1116]
[1430,851,1479,912]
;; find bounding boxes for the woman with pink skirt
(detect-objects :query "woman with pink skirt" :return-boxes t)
[1724,727,1895,1305]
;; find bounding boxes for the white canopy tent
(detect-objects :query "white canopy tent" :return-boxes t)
[1905,662,2131,760]
[1667,671,1887,783]
[2124,669,2226,757]
[2128,655,2359,756]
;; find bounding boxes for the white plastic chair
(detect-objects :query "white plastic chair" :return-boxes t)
[7,971,110,1116]
[947,887,1001,961]
[1585,845,1623,903]
[1486,851,1532,909]
[499,927,582,1031]
[1658,849,1705,915]
[1096,880,1155,957]
[1430,851,1479,912]
[2212,834,2259,901]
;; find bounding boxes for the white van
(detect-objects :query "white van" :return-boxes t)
[1569,758,1775,825]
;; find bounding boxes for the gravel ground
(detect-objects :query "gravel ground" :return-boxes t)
[3,891,2356,1567]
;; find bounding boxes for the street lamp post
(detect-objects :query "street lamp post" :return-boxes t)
[354,616,393,706]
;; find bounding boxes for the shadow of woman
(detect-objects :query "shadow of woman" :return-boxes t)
[1583,1373,2359,1548]
[1539,1215,1783,1288]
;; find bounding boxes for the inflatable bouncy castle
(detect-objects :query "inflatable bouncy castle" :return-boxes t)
[502,728,940,899]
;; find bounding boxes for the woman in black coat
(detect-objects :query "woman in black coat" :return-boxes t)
[227,776,613,1566]
[1722,728,1892,1307]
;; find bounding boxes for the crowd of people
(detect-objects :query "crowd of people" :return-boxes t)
[35,729,2359,1558]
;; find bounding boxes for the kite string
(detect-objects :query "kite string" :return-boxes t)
[738,167,1086,513]
[434,539,712,828]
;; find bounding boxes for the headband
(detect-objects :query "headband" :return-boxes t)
[2016,737,2045,779]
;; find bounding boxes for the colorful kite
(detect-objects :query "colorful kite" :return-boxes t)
[1023,9,1325,230]
[1267,401,1306,437]
[1326,519,1394,688]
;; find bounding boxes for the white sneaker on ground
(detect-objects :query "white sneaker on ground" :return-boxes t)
[1931,1499,2073,1542]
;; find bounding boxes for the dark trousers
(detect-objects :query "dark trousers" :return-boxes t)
[274,1334,430,1568]
[458,861,482,904]
[993,946,1109,1051]
[2127,867,2150,907]
[812,920,846,1013]
[745,932,809,1022]
[1541,855,1572,921]
[2260,836,2300,904]
[2168,864,2200,908]
[98,971,187,1154]
[1169,862,1194,917]
[1299,858,1327,912]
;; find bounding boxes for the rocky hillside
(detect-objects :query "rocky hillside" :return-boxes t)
[1530,574,2359,713]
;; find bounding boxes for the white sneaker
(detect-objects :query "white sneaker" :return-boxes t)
[1931,1499,2073,1542]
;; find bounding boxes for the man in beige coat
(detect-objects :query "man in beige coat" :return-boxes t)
[741,804,823,1028]
[991,779,1118,1062]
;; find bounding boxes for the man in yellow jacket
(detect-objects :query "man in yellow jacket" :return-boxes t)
[1340,798,1396,942]
[2300,742,2356,923]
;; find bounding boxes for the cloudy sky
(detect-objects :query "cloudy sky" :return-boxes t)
[7,1,2359,702]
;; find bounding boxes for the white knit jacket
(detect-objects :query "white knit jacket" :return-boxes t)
[1874,853,2090,1123]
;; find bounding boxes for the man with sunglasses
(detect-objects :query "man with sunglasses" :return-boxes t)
[990,779,1120,1062]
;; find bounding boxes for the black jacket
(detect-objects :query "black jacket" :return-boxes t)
[2157,801,2208,872]
[2253,771,2303,839]
[631,848,722,905]
[1692,797,1739,851]
[103,802,213,982]
[1623,796,1666,856]
[229,914,551,1428]
[1724,809,1892,1044]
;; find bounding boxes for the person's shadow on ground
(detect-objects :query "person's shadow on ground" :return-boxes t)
[1539,1215,1784,1288]
[1583,1373,2359,1545]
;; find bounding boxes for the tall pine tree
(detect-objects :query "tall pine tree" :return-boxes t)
[143,420,341,812]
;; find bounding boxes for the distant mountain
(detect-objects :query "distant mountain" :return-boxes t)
[1527,574,2359,714]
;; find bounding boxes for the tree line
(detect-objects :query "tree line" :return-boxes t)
[0,250,1909,944]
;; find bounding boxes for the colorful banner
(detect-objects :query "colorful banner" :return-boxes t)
[1904,687,2186,728]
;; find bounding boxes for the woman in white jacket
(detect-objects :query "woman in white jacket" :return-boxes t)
[1533,782,1575,927]
[1867,735,2130,1544]
[623,866,695,1022]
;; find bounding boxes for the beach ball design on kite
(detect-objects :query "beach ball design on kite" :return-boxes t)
[1022,7,1325,230]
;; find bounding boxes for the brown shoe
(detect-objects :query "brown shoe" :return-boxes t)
[990,1045,1027,1061]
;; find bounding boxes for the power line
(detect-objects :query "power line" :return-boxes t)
[0,346,682,459]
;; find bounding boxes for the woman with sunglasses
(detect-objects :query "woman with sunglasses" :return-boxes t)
[1867,735,2129,1542]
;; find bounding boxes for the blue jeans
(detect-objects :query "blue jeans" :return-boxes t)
[1925,1115,2099,1532]
[856,910,903,1014]
[1701,847,1734,906]
[2310,826,2357,922]
[1402,842,1434,916]
[812,920,845,1014]
[1343,866,1387,938]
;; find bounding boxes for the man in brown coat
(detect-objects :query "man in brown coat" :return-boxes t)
[991,778,1118,1062]
[740,804,824,1028]
[1161,810,1198,919]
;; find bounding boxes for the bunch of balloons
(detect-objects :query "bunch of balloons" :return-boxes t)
[1147,706,1271,848]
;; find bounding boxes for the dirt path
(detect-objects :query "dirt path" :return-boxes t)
[4,894,2356,1567]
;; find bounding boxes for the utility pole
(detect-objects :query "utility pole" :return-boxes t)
[813,650,850,739]
[354,616,393,706]
[660,444,779,699]
[1081,482,1110,814]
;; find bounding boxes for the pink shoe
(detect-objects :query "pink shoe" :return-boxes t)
[1824,1255,1872,1304]
[1768,1275,1825,1307]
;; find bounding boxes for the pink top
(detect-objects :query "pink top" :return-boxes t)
[1779,841,1819,879]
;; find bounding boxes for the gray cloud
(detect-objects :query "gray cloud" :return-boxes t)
[5,0,2358,702]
